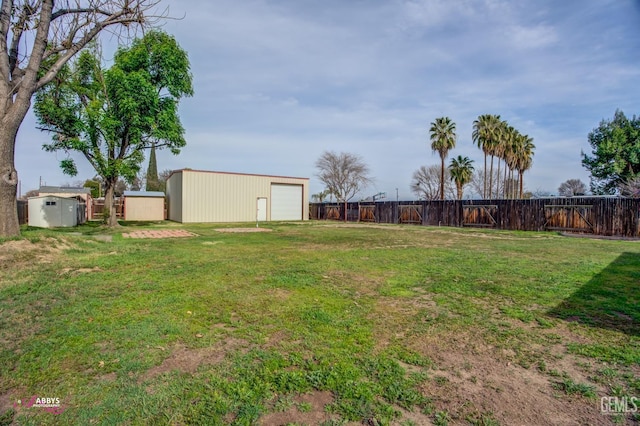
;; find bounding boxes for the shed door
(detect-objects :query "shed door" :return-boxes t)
[271,184,302,221]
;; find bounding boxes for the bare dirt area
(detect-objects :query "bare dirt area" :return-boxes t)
[214,227,273,233]
[140,338,250,383]
[0,237,74,271]
[423,348,605,425]
[260,391,338,426]
[407,328,628,426]
[122,229,198,239]
[369,290,633,425]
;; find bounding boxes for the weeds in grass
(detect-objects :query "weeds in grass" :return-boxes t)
[434,410,451,426]
[553,378,597,398]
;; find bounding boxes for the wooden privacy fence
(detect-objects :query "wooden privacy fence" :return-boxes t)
[17,200,27,225]
[309,197,640,237]
[91,199,124,220]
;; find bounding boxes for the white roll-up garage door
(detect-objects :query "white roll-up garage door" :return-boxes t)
[271,184,303,220]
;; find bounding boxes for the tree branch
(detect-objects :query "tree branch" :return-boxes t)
[51,6,112,21]
[0,0,13,94]
[9,2,38,76]
[37,1,164,90]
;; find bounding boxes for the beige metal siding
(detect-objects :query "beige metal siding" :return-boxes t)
[124,197,165,221]
[166,172,183,222]
[179,170,309,223]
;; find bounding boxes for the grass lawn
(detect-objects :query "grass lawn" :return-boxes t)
[0,221,639,425]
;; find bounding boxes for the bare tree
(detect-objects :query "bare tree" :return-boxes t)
[315,151,372,221]
[411,165,455,200]
[558,179,588,197]
[619,177,640,197]
[469,168,504,200]
[0,0,165,237]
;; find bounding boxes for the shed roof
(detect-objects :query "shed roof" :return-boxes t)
[123,191,165,197]
[28,195,79,201]
[167,168,309,181]
[39,186,91,194]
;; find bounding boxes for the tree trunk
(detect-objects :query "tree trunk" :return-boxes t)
[483,153,487,199]
[488,156,495,200]
[343,200,347,222]
[440,157,445,200]
[519,171,524,199]
[0,129,19,237]
[0,106,29,237]
[496,159,502,199]
[103,177,120,227]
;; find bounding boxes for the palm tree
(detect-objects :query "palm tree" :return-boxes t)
[494,121,511,198]
[472,114,501,199]
[516,134,535,198]
[429,117,457,200]
[449,155,475,200]
[504,128,522,198]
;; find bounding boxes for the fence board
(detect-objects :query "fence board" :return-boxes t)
[17,200,27,225]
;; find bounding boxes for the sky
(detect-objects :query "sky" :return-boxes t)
[14,0,640,200]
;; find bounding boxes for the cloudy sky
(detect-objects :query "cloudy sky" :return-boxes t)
[15,0,640,199]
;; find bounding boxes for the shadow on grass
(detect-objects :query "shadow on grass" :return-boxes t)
[548,252,639,337]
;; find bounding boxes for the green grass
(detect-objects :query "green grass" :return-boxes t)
[0,221,639,425]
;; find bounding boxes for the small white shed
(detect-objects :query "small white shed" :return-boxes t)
[123,191,165,221]
[28,196,79,228]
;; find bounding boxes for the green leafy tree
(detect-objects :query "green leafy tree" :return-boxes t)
[311,189,331,203]
[429,117,457,200]
[582,110,640,194]
[515,134,535,198]
[83,179,101,198]
[34,31,193,226]
[448,156,475,200]
[0,0,161,237]
[146,143,162,191]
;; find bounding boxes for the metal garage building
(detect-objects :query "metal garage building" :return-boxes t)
[166,169,309,223]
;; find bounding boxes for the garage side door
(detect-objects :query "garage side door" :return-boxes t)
[271,184,303,220]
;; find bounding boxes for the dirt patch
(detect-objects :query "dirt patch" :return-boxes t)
[369,288,621,426]
[260,391,336,426]
[0,237,74,267]
[122,230,198,239]
[0,390,15,416]
[316,223,404,230]
[561,232,640,241]
[215,228,273,233]
[140,338,249,382]
[59,266,102,275]
[405,326,619,426]
[422,349,609,425]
